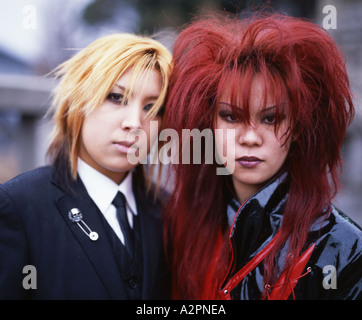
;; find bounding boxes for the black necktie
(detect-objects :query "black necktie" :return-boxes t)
[112,192,134,258]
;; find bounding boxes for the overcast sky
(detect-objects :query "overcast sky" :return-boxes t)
[0,0,91,63]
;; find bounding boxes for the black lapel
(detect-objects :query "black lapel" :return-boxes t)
[133,182,163,299]
[52,175,128,300]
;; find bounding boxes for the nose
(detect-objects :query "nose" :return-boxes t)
[238,125,262,147]
[121,103,142,130]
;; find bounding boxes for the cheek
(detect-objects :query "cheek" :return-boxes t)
[140,119,161,151]
[279,132,292,154]
[271,136,291,166]
[149,120,162,143]
[273,124,292,154]
[81,116,103,147]
[80,119,93,149]
[214,127,236,161]
[79,122,99,162]
[80,111,111,159]
[214,132,225,157]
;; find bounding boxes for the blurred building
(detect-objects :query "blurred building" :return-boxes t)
[0,47,54,182]
[316,0,362,227]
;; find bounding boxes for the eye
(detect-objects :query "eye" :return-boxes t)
[107,93,127,105]
[218,110,239,123]
[262,113,286,125]
[263,114,276,125]
[143,103,154,112]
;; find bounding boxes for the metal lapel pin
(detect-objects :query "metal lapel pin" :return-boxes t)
[68,208,99,241]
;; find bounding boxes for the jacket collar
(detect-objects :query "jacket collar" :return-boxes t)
[51,166,165,299]
[52,171,128,299]
[132,180,166,299]
[228,172,289,269]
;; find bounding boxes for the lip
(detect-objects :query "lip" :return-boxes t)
[113,141,138,154]
[236,156,263,168]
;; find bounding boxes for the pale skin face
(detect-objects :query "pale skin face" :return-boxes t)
[214,75,292,203]
[79,67,162,184]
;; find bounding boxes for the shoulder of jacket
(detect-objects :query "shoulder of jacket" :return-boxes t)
[312,205,362,271]
[330,206,362,241]
[0,166,53,195]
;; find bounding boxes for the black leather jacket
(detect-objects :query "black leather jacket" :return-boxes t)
[221,173,362,300]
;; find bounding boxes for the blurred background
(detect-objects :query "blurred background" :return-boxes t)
[0,0,361,226]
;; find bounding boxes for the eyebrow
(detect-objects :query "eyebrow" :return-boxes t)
[218,102,277,112]
[261,105,277,113]
[218,102,237,108]
[114,84,125,90]
[113,84,159,101]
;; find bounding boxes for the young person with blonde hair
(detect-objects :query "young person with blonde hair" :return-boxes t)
[0,33,172,299]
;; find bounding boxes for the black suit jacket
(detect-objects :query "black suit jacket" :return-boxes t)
[0,166,170,299]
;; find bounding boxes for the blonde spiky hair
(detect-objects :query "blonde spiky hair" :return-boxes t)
[46,33,172,181]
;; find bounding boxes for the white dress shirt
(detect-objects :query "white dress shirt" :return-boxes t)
[77,158,137,245]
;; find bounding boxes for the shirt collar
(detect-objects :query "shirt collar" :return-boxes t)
[77,158,137,215]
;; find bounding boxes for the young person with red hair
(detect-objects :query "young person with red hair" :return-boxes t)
[164,12,362,300]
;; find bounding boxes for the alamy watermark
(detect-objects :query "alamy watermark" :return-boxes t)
[22,5,37,30]
[21,264,337,292]
[22,265,37,290]
[322,5,337,30]
[21,4,337,32]
[125,121,236,176]
[322,265,337,290]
